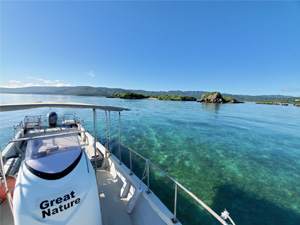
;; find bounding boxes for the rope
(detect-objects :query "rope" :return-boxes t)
[221,209,236,225]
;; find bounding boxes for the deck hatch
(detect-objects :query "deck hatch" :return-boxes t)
[25,134,82,180]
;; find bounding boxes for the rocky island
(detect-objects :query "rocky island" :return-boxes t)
[111,93,197,101]
[111,93,147,99]
[198,92,244,103]
[256,102,280,105]
[157,95,196,101]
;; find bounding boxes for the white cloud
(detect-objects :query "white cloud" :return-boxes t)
[24,83,42,87]
[24,76,70,87]
[0,80,22,88]
[23,82,70,87]
[26,76,51,84]
[55,83,71,87]
[26,76,44,81]
[85,70,95,77]
[0,77,71,88]
[9,80,21,84]
[44,80,54,84]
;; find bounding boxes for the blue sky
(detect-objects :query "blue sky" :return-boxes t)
[1,1,300,96]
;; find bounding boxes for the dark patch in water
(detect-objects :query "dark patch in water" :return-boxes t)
[211,184,300,225]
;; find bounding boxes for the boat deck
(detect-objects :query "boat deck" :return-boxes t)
[0,199,14,225]
[97,169,133,225]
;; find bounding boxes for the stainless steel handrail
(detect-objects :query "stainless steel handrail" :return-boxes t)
[63,113,82,123]
[63,114,85,129]
[120,143,231,225]
[74,114,84,126]
[24,115,42,127]
[13,121,23,137]
[9,130,87,143]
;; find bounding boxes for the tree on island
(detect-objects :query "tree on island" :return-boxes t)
[158,95,196,101]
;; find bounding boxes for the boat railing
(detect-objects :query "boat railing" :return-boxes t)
[24,115,42,128]
[13,114,84,135]
[74,115,84,127]
[13,121,23,137]
[62,114,85,128]
[120,143,234,225]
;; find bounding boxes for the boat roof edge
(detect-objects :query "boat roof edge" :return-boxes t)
[0,101,129,112]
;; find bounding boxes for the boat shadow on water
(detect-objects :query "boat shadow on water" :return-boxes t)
[210,184,300,225]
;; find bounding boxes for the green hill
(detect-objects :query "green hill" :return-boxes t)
[0,86,298,102]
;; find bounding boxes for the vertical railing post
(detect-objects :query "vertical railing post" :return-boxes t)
[109,111,111,153]
[21,122,24,137]
[129,150,133,175]
[82,120,86,144]
[146,159,151,194]
[172,183,178,223]
[105,111,108,152]
[93,108,97,176]
[118,111,121,165]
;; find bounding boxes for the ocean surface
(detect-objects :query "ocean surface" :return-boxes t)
[0,93,300,225]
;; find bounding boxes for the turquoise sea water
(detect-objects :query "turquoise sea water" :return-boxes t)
[1,94,300,225]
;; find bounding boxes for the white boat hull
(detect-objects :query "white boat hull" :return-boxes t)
[13,152,102,225]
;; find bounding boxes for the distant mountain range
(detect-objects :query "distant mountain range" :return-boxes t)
[0,86,297,101]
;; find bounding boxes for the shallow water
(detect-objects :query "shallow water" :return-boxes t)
[1,94,300,225]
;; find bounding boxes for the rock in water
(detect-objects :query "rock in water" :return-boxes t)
[198,92,244,103]
[199,92,226,103]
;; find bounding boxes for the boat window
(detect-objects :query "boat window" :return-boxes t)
[25,134,82,179]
